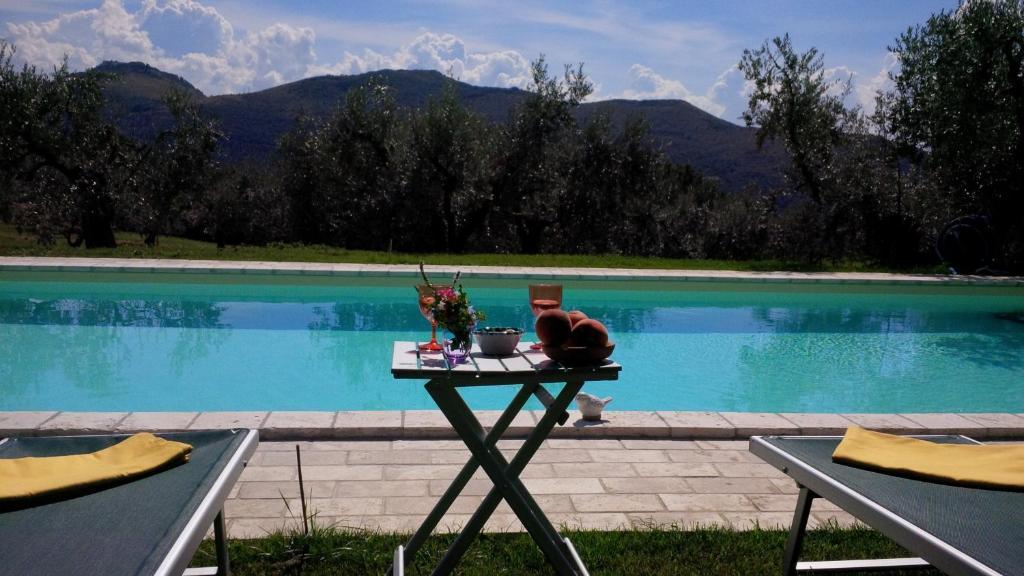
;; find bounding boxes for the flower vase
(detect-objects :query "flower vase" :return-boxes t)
[443,330,473,365]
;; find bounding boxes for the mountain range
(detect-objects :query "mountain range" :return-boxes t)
[96,61,787,192]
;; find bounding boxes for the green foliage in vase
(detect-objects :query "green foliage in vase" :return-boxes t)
[418,264,485,349]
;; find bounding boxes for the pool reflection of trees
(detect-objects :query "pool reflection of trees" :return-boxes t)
[0,298,226,328]
[0,298,229,401]
[734,306,1024,411]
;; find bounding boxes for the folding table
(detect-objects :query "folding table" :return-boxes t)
[0,429,258,576]
[750,434,1023,576]
[389,340,620,576]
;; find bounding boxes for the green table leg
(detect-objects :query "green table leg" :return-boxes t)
[389,381,538,575]
[428,379,587,576]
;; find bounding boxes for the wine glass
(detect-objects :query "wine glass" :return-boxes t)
[416,284,449,352]
[528,284,563,350]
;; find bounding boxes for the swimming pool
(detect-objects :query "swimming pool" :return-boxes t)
[2,268,1023,413]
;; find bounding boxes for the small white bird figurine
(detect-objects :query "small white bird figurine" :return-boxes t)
[575,392,613,421]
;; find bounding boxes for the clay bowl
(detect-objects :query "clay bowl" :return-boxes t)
[541,342,615,366]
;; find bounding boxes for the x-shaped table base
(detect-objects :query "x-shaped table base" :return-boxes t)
[389,376,590,576]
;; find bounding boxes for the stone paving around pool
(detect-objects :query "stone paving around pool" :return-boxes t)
[225,438,838,538]
[225,436,1024,539]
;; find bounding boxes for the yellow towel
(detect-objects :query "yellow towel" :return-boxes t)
[0,433,192,504]
[832,426,1024,490]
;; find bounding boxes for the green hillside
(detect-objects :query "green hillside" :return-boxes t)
[95,61,786,191]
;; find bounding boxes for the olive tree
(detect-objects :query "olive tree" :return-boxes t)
[0,43,133,247]
[878,0,1024,269]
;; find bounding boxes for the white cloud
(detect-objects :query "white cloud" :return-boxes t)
[139,0,231,57]
[824,52,899,114]
[4,1,533,94]
[312,32,533,89]
[620,63,726,117]
[5,0,155,70]
[857,52,898,114]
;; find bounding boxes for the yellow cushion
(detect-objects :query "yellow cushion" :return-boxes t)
[832,426,1024,490]
[0,433,192,504]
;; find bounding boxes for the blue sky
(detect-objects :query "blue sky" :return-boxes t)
[1,1,957,123]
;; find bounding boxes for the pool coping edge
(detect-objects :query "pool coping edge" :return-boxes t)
[3,411,1024,441]
[3,256,1024,286]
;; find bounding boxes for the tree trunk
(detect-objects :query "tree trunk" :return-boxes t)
[82,210,117,248]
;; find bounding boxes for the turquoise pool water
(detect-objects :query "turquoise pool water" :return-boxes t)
[1,270,1023,413]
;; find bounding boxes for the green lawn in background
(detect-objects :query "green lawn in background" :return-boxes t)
[191,524,940,575]
[0,224,945,274]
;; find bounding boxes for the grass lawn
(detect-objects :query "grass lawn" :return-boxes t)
[0,224,945,274]
[191,524,940,575]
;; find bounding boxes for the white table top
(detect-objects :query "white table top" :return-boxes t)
[390,341,621,384]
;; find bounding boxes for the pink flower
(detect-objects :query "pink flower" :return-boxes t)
[437,287,456,301]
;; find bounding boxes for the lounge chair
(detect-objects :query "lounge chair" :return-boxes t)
[749,434,1022,576]
[0,429,258,576]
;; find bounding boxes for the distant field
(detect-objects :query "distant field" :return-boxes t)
[0,224,943,274]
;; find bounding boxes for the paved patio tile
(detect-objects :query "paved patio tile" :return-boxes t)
[475,410,537,435]
[402,411,455,438]
[722,511,808,530]
[548,439,623,449]
[661,494,756,512]
[695,440,750,450]
[225,498,290,518]
[393,439,465,450]
[713,462,788,479]
[190,412,269,430]
[116,412,198,432]
[960,413,1024,436]
[570,411,668,438]
[237,481,336,499]
[384,464,468,480]
[334,411,403,438]
[301,465,383,481]
[769,478,801,495]
[571,494,664,512]
[239,466,298,482]
[336,480,430,497]
[551,462,639,478]
[841,413,920,432]
[298,497,384,516]
[748,494,799,512]
[38,412,128,433]
[685,478,782,494]
[0,411,57,433]
[631,463,719,477]
[513,449,593,463]
[656,412,735,439]
[347,449,467,465]
[257,450,348,466]
[719,413,799,436]
[901,413,989,435]
[666,449,759,463]
[587,449,667,463]
[228,518,295,539]
[522,478,606,495]
[601,477,693,494]
[383,495,485,515]
[620,439,700,450]
[259,440,391,451]
[549,513,631,531]
[627,512,725,529]
[778,413,856,435]
[261,412,337,439]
